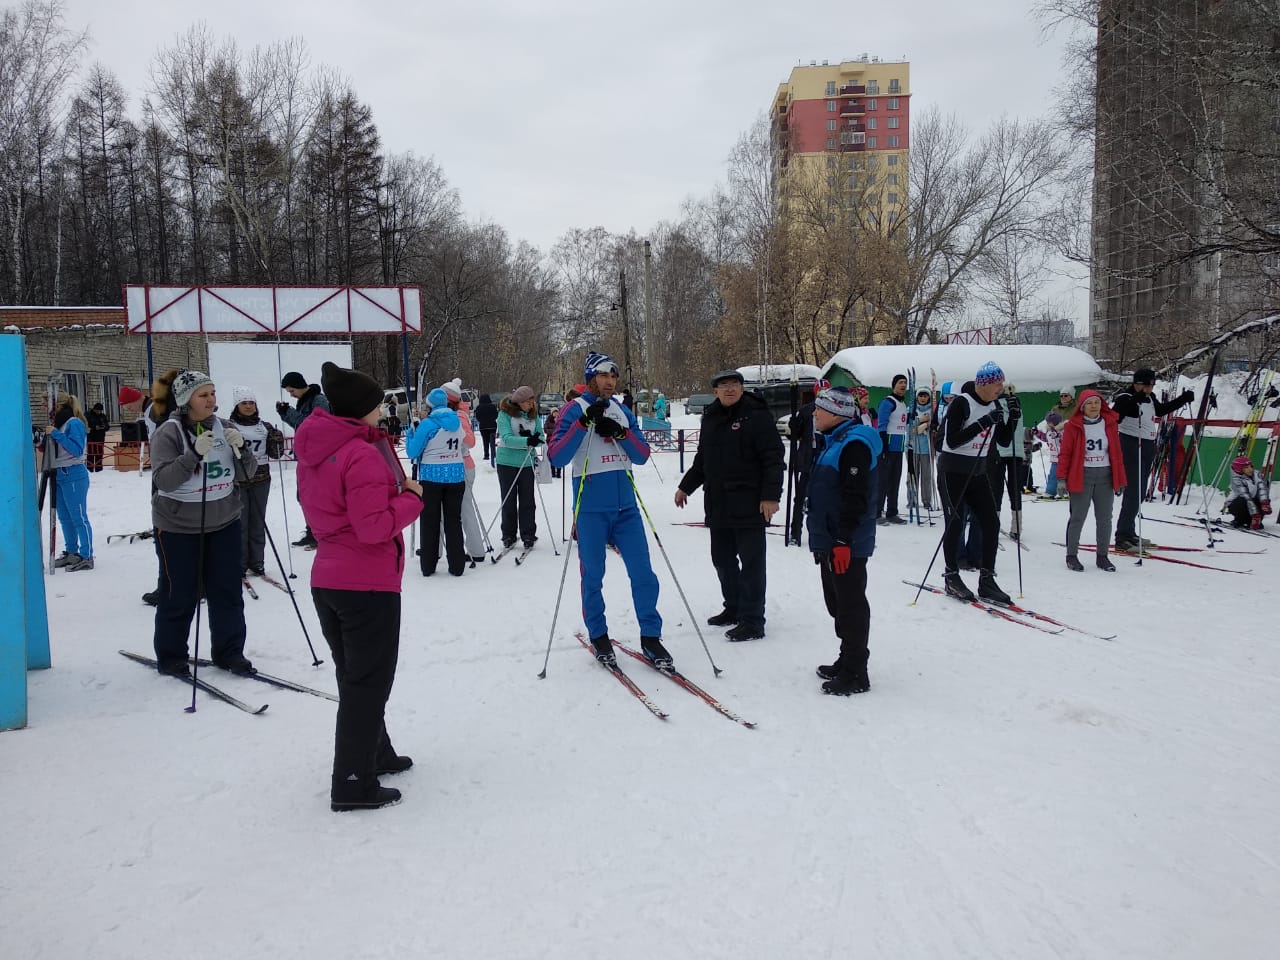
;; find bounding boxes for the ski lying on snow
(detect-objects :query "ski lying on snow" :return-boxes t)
[1058,543,1253,575]
[1074,542,1263,555]
[190,658,338,702]
[1175,515,1280,539]
[905,581,1064,635]
[106,529,154,544]
[982,591,1113,640]
[610,639,756,728]
[119,650,269,715]
[573,633,668,720]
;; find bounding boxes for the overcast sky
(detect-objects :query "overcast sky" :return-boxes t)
[61,0,1089,319]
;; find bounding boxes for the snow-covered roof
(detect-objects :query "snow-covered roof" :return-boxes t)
[822,345,1104,392]
[736,363,824,383]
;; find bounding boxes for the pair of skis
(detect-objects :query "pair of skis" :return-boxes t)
[491,542,536,565]
[574,633,755,727]
[120,650,337,714]
[905,580,1116,641]
[1052,542,1253,575]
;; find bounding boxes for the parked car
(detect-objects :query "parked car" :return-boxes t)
[383,388,410,421]
[686,393,714,415]
[538,392,563,416]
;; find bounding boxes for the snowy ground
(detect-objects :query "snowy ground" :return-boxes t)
[3,440,1278,960]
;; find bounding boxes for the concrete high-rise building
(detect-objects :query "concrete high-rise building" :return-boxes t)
[772,57,911,227]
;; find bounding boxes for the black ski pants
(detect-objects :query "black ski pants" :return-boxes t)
[1116,434,1155,542]
[939,468,1000,573]
[312,588,401,783]
[153,521,247,672]
[480,429,497,461]
[419,480,466,575]
[497,463,536,545]
[821,555,870,673]
[710,525,768,630]
[789,469,809,545]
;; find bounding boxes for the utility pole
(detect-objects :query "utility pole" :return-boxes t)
[643,240,654,413]
[618,266,633,389]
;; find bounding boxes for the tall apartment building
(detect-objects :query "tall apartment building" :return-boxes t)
[772,57,911,227]
[1090,0,1276,368]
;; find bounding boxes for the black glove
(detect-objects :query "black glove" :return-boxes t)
[595,417,626,439]
[517,425,530,436]
[526,433,543,447]
[275,401,290,417]
[1175,389,1194,407]
[976,411,999,429]
[1006,395,1022,421]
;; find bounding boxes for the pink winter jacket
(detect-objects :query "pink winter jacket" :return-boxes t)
[457,400,477,469]
[295,409,424,593]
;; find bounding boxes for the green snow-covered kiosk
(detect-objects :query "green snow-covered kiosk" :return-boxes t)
[820,344,1105,426]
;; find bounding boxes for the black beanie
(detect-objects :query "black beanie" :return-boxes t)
[1133,368,1156,386]
[280,371,307,390]
[320,362,382,419]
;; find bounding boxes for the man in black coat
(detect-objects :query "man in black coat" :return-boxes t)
[276,371,331,549]
[473,393,499,462]
[787,399,816,545]
[675,370,785,641]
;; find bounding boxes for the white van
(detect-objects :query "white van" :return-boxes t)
[383,388,410,421]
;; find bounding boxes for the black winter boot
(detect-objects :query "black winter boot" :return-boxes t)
[706,609,738,627]
[943,570,976,603]
[978,569,1011,605]
[725,623,765,642]
[330,775,401,812]
[1095,555,1116,572]
[589,633,616,665]
[816,661,843,681]
[1065,554,1084,572]
[641,636,673,668]
[822,668,871,696]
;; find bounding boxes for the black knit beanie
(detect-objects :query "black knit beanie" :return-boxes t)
[320,362,382,419]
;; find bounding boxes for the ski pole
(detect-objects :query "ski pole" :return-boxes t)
[482,446,534,545]
[625,471,721,677]
[186,435,209,714]
[275,456,298,579]
[1135,439,1145,565]
[531,454,562,556]
[538,431,593,679]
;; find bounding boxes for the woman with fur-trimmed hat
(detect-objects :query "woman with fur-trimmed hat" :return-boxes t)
[295,361,425,812]
[229,386,285,576]
[148,369,259,676]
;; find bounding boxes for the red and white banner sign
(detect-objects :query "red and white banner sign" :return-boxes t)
[124,285,422,335]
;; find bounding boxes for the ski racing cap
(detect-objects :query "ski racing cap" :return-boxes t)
[975,361,1005,387]
[584,352,619,379]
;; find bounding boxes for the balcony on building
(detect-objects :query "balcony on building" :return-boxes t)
[839,141,866,152]
[844,121,865,133]
[840,100,864,117]
[839,84,866,96]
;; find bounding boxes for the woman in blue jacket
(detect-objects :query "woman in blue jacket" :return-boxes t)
[47,393,95,571]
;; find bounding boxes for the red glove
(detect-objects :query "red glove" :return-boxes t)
[830,544,851,574]
[1262,500,1272,515]
[1251,514,1263,530]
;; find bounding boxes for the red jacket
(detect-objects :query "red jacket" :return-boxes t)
[295,409,424,592]
[1058,389,1127,494]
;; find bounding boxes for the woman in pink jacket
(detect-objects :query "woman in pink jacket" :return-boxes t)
[296,362,425,812]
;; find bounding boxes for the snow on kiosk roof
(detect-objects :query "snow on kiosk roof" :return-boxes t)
[821,345,1103,392]
[736,363,824,384]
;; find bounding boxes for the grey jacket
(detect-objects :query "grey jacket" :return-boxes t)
[151,413,256,534]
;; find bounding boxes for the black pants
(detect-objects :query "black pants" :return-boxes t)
[87,432,106,471]
[789,470,809,544]
[878,449,904,517]
[821,555,870,672]
[989,456,1022,513]
[312,588,401,783]
[420,480,466,575]
[238,478,271,571]
[153,521,247,671]
[481,429,497,461]
[710,525,767,629]
[1226,496,1255,527]
[939,469,1000,573]
[496,463,536,545]
[1116,435,1155,541]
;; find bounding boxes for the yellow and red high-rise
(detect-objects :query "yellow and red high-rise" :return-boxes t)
[772,58,911,222]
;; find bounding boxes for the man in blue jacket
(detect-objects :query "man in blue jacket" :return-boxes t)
[808,386,882,695]
[549,352,671,668]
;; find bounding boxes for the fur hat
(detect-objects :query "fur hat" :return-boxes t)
[814,386,858,419]
[231,385,257,407]
[427,388,449,409]
[975,361,1005,387]
[584,352,618,379]
[172,369,214,408]
[511,385,535,404]
[320,362,382,419]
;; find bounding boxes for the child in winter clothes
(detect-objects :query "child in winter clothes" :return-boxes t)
[1226,456,1270,529]
[495,386,543,548]
[807,387,882,696]
[47,393,94,571]
[295,362,424,812]
[907,388,935,511]
[230,386,284,575]
[1036,411,1064,497]
[1059,389,1127,572]
[406,387,467,576]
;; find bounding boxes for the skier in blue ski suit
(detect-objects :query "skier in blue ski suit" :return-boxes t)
[548,352,670,667]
